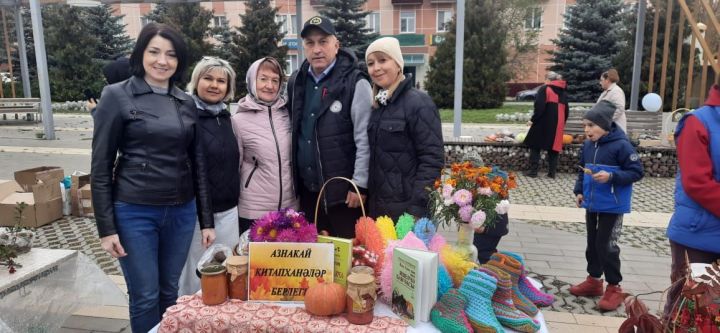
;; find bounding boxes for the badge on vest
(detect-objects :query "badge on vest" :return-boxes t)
[330,100,342,113]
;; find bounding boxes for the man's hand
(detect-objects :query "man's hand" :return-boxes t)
[100,234,127,258]
[575,194,584,208]
[592,171,611,184]
[86,98,97,110]
[346,191,366,208]
[201,228,216,249]
[526,120,533,127]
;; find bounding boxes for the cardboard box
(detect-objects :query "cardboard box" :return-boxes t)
[0,179,63,228]
[14,166,64,199]
[71,173,91,216]
[79,184,93,216]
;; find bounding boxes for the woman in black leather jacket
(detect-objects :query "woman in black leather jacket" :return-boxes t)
[90,23,214,333]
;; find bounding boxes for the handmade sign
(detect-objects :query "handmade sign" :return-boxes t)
[248,242,334,302]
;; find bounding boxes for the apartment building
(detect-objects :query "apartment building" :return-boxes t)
[113,0,455,88]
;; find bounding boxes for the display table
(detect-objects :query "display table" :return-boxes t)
[149,278,549,333]
[0,248,127,332]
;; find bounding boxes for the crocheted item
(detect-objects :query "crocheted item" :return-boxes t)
[500,251,554,307]
[413,217,436,246]
[440,245,478,287]
[438,264,454,300]
[428,233,447,252]
[479,266,539,333]
[395,213,415,239]
[430,289,473,333]
[159,294,408,333]
[487,253,539,317]
[380,232,427,303]
[355,217,385,278]
[459,270,505,333]
[375,215,397,242]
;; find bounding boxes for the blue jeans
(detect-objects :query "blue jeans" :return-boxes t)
[114,199,196,333]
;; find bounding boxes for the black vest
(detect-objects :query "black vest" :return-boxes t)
[288,48,368,207]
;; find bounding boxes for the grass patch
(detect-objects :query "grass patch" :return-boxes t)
[439,104,531,123]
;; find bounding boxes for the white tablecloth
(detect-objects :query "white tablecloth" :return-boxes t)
[149,278,549,333]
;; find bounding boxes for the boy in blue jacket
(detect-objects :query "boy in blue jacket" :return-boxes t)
[569,100,644,311]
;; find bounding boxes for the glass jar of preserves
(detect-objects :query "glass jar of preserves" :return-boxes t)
[200,264,228,305]
[226,255,248,301]
[346,272,376,325]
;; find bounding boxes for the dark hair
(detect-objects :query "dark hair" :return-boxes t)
[129,23,188,85]
[602,68,620,83]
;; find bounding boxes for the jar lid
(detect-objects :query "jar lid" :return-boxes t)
[347,272,374,285]
[200,264,227,275]
[226,255,248,266]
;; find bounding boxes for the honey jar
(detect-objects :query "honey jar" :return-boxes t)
[346,272,376,325]
[226,255,248,301]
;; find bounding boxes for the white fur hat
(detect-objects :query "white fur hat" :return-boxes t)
[365,37,404,69]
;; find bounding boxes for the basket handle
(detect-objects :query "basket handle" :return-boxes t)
[314,177,367,227]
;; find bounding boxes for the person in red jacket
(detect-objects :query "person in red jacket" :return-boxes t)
[664,83,720,320]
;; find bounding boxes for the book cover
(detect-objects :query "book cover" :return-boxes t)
[317,235,353,287]
[392,248,419,326]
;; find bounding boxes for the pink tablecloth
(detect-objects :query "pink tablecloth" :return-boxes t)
[156,294,408,333]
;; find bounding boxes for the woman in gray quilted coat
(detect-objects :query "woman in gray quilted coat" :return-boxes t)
[365,37,445,221]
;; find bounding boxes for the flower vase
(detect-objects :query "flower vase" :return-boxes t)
[454,222,479,264]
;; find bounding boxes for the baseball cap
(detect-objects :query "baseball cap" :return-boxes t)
[300,16,336,38]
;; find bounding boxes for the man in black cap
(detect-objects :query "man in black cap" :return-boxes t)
[287,16,373,238]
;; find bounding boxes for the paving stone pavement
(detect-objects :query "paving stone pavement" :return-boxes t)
[499,219,671,318]
[33,216,122,275]
[512,173,676,213]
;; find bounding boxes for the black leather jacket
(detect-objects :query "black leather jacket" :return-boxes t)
[91,76,214,238]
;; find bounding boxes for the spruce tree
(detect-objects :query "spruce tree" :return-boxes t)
[549,0,624,102]
[425,0,510,109]
[224,0,287,97]
[146,3,214,84]
[82,4,133,61]
[319,0,378,60]
[43,5,104,101]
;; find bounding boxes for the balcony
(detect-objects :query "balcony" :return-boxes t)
[310,0,323,6]
[391,0,423,4]
[429,0,455,3]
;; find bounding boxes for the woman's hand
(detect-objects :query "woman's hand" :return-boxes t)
[202,228,216,249]
[575,194,584,208]
[100,234,127,258]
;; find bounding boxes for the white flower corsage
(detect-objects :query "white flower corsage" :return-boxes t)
[375,89,389,106]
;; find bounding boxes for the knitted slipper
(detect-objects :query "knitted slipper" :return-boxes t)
[458,270,505,333]
[487,253,539,316]
[479,266,540,333]
[500,251,555,307]
[430,289,473,333]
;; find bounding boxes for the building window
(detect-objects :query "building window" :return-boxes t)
[400,11,415,33]
[140,16,152,27]
[212,16,227,28]
[524,7,542,30]
[286,54,299,74]
[276,14,298,35]
[437,10,452,32]
[365,12,380,33]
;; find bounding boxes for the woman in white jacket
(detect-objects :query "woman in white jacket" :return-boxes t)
[232,57,299,233]
[597,69,627,133]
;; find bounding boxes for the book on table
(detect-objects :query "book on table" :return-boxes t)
[316,235,353,287]
[391,247,438,325]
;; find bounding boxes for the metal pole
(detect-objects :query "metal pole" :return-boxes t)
[15,7,31,98]
[630,0,646,111]
[29,0,54,140]
[452,0,465,137]
[295,0,303,64]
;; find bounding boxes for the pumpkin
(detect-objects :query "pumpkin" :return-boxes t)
[563,134,573,145]
[304,282,346,316]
